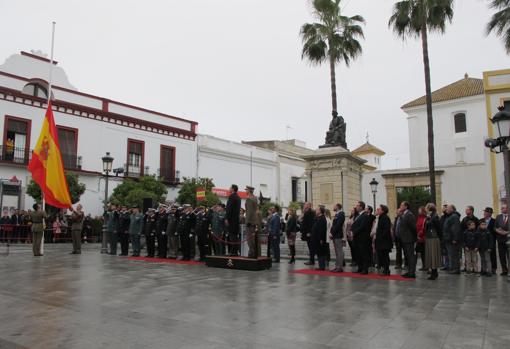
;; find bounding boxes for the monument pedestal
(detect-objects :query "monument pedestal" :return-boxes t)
[303,146,365,210]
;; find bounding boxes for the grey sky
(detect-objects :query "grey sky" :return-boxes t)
[1,0,508,169]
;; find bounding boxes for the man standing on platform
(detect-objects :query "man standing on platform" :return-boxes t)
[69,204,84,254]
[30,203,47,257]
[225,184,241,256]
[399,201,418,278]
[129,206,144,257]
[244,185,259,258]
[301,202,316,265]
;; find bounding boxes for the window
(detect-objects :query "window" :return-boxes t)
[455,147,466,164]
[22,82,48,99]
[291,178,298,202]
[127,139,144,177]
[160,145,176,182]
[57,126,78,169]
[454,113,467,133]
[504,100,510,111]
[2,116,31,164]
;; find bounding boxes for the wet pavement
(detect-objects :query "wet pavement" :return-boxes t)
[1,244,510,349]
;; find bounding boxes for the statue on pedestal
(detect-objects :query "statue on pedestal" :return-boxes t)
[322,111,347,149]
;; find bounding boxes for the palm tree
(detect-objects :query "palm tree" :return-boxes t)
[300,0,365,140]
[487,0,510,53]
[389,0,454,204]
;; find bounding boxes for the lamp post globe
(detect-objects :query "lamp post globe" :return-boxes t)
[102,152,114,173]
[369,178,379,209]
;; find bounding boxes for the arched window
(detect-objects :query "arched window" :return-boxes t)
[454,113,467,133]
[22,82,49,99]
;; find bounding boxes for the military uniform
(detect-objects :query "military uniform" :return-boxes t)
[178,208,196,260]
[166,208,180,258]
[103,210,117,254]
[118,210,131,256]
[144,211,157,257]
[110,209,121,255]
[30,209,47,256]
[244,190,259,258]
[211,209,226,256]
[70,209,84,254]
[195,209,211,261]
[129,211,144,256]
[156,210,168,258]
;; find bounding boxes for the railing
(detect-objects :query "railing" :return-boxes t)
[126,165,142,178]
[0,145,81,170]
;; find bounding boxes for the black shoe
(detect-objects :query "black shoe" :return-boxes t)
[360,271,369,275]
[449,270,461,275]
[500,271,508,276]
[315,267,325,271]
[440,266,449,271]
[403,273,416,278]
[289,259,295,264]
[304,261,314,265]
[70,251,77,254]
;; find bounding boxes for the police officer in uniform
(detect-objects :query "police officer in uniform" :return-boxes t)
[144,208,157,258]
[118,206,131,256]
[166,205,180,259]
[178,204,196,261]
[195,206,211,261]
[156,205,168,258]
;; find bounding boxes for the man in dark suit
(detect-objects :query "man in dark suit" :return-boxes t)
[482,207,497,273]
[351,201,372,274]
[398,201,417,278]
[300,202,316,265]
[225,184,241,256]
[311,206,328,270]
[494,204,509,276]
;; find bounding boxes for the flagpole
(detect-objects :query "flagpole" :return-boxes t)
[41,21,56,255]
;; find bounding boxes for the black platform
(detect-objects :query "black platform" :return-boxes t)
[205,256,272,271]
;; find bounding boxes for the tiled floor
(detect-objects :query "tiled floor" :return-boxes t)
[0,244,509,349]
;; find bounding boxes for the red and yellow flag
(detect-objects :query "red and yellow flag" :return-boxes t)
[28,101,72,208]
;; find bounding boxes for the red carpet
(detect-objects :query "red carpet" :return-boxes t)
[291,269,414,281]
[125,256,204,266]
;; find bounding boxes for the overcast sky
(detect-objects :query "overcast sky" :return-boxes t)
[1,0,509,169]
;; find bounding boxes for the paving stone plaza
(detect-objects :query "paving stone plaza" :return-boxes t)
[1,244,509,349]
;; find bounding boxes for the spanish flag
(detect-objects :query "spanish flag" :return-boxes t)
[28,101,72,208]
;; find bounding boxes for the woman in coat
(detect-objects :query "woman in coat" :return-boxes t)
[424,203,442,280]
[375,205,393,275]
[286,208,298,264]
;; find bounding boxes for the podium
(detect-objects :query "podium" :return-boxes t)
[205,256,272,271]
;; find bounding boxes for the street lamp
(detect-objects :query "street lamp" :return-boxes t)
[101,152,114,254]
[485,106,510,215]
[369,178,379,209]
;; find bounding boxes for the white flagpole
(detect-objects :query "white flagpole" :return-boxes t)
[41,21,56,255]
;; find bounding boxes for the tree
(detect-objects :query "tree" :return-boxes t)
[176,177,221,208]
[397,186,432,215]
[300,0,365,122]
[109,175,168,208]
[487,0,510,53]
[389,0,454,205]
[27,173,86,205]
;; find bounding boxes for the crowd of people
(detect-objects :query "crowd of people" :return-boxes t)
[3,184,509,281]
[292,200,510,280]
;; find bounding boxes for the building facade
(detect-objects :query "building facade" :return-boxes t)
[361,71,510,217]
[0,51,197,215]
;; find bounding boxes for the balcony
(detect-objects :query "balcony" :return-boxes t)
[0,145,82,170]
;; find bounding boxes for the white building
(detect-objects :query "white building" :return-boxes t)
[361,72,510,216]
[0,51,197,215]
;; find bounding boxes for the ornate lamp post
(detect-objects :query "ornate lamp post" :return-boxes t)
[101,152,114,253]
[369,178,379,210]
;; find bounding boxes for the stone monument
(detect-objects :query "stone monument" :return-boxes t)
[303,112,365,210]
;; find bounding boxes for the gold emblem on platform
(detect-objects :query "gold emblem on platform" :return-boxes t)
[226,259,234,268]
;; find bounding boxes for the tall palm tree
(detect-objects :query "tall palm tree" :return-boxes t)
[389,0,454,204]
[487,0,510,53]
[300,0,365,137]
